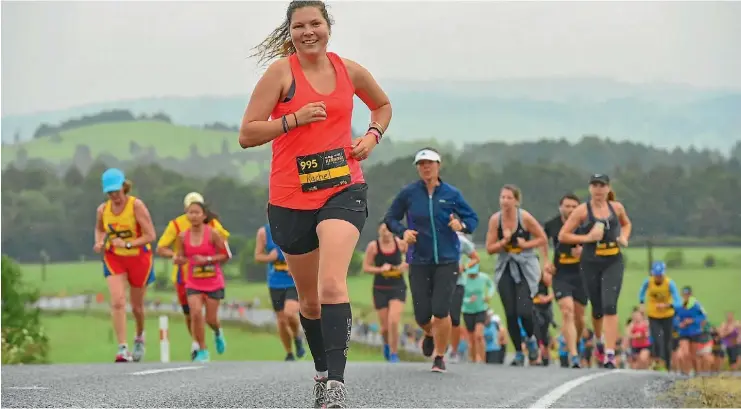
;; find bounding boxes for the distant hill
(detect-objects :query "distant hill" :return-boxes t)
[3,78,739,152]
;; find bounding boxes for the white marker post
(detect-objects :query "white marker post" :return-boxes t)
[159,315,170,363]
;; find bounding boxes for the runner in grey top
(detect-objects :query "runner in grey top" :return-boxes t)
[448,231,480,363]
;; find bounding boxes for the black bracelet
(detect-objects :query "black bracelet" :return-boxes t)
[281,115,289,133]
[292,112,299,128]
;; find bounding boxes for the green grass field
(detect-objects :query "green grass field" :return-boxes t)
[41,311,385,364]
[20,246,741,327]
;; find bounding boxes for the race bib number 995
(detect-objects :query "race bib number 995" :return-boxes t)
[296,148,352,192]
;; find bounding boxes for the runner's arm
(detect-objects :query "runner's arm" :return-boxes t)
[156,221,178,258]
[485,275,495,301]
[614,202,633,241]
[395,238,409,272]
[239,60,290,148]
[668,280,682,309]
[558,205,589,244]
[363,241,385,274]
[520,211,548,250]
[638,278,649,304]
[94,204,106,246]
[209,228,230,262]
[345,58,392,136]
[452,190,479,234]
[254,227,278,263]
[384,189,409,237]
[131,199,156,247]
[485,214,506,255]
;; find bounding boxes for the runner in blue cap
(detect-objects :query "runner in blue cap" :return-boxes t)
[94,168,157,362]
[638,260,681,371]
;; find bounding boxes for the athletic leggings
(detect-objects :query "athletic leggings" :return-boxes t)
[409,263,458,327]
[498,265,535,352]
[580,255,624,319]
[649,317,674,370]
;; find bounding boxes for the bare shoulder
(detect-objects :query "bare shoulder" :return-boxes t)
[96,203,106,214]
[365,240,378,252]
[488,212,501,225]
[256,226,267,239]
[394,236,408,252]
[341,57,370,83]
[610,200,626,212]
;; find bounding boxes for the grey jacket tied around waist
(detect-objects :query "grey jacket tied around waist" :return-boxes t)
[494,248,541,298]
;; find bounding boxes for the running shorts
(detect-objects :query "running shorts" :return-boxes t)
[671,338,679,352]
[176,282,189,313]
[552,268,588,305]
[485,350,501,364]
[449,285,465,327]
[103,252,155,288]
[267,183,368,255]
[408,263,459,326]
[186,287,225,300]
[270,287,299,312]
[631,346,651,356]
[463,311,487,332]
[728,345,740,365]
[372,287,406,310]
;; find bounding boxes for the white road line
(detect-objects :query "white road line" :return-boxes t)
[6,386,50,390]
[529,370,628,408]
[129,366,204,376]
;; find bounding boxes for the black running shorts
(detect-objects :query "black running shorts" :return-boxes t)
[269,287,298,312]
[268,183,368,255]
[373,287,407,309]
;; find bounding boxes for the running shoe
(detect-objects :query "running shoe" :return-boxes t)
[215,330,227,354]
[193,349,210,363]
[389,353,400,363]
[604,352,616,369]
[570,355,581,368]
[190,348,198,362]
[595,342,605,367]
[526,336,539,362]
[447,350,460,364]
[325,380,347,408]
[383,344,391,361]
[132,337,145,362]
[313,375,328,409]
[510,351,525,366]
[115,345,132,363]
[295,337,307,359]
[421,335,435,357]
[431,355,446,373]
[285,353,296,361]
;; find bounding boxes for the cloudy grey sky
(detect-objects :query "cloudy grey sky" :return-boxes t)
[2,0,741,116]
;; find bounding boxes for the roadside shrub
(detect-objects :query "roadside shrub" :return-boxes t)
[664,249,684,268]
[1,255,50,364]
[703,254,716,268]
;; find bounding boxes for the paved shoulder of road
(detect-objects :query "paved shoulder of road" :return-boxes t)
[2,361,679,408]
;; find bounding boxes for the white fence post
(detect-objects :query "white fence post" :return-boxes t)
[159,315,170,363]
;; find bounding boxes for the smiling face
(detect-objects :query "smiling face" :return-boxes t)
[290,5,330,58]
[186,203,206,227]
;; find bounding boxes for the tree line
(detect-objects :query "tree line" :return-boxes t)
[3,152,740,264]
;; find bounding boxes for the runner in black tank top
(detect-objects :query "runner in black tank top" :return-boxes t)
[485,185,549,366]
[558,174,633,369]
[543,193,588,368]
[363,221,408,363]
[532,277,555,366]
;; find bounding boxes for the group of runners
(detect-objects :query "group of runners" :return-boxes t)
[91,2,737,408]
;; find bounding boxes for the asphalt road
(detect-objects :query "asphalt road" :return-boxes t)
[2,361,678,408]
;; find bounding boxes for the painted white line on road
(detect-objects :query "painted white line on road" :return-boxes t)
[129,366,204,376]
[6,386,50,390]
[529,370,629,408]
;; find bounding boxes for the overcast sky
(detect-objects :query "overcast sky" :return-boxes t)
[2,0,741,116]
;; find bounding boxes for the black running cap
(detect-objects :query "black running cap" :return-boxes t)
[589,174,610,184]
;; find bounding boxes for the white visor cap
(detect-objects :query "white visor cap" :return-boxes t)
[414,149,441,165]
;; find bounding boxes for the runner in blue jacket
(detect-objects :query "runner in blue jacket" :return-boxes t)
[384,147,479,373]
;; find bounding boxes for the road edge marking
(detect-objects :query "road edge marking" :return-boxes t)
[129,366,204,376]
[529,370,628,408]
[6,386,50,390]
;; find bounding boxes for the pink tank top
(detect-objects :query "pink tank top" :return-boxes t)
[183,225,224,292]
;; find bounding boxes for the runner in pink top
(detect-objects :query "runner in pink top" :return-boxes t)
[174,201,231,363]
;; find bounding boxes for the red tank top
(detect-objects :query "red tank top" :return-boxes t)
[269,52,365,210]
[631,321,651,348]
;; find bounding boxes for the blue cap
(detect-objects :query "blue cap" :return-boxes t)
[101,168,126,193]
[651,261,666,276]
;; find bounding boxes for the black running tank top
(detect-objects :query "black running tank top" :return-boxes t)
[373,239,405,289]
[497,209,531,254]
[582,201,621,261]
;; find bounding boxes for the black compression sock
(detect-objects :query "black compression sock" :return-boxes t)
[299,313,328,373]
[321,303,352,383]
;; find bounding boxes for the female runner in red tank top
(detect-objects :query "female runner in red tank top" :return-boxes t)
[239,2,392,408]
[628,309,652,369]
